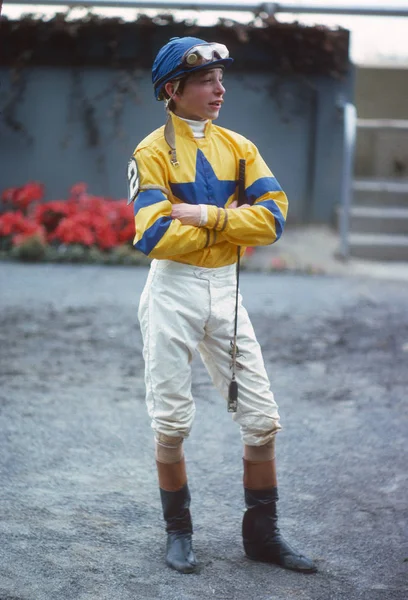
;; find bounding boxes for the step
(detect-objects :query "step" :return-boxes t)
[353,179,408,207]
[349,233,408,261]
[349,206,408,235]
[357,119,408,131]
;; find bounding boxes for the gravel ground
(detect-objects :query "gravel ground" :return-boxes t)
[0,262,407,600]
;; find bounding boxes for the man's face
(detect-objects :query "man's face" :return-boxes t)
[171,68,225,121]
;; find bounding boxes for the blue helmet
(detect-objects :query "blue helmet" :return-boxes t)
[152,36,234,101]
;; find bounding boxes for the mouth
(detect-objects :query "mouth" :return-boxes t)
[209,100,223,109]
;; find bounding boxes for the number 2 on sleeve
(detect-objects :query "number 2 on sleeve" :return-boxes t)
[127,157,139,205]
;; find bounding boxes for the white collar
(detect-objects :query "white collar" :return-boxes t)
[178,116,208,138]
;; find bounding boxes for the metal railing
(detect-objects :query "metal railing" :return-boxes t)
[338,103,357,260]
[357,119,408,131]
[3,1,408,17]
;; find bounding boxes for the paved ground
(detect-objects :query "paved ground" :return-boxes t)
[1,261,407,600]
[243,225,408,282]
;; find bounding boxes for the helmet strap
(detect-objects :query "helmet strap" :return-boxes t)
[164,113,179,168]
[164,80,181,168]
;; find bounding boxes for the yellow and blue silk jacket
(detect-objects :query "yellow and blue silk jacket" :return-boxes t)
[131,113,288,268]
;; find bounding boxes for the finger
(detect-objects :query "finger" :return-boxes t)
[229,201,251,210]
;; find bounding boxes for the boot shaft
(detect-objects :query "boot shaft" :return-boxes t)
[160,483,192,533]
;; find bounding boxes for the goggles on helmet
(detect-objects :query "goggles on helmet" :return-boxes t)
[181,43,230,67]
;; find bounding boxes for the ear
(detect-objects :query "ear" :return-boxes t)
[164,81,178,99]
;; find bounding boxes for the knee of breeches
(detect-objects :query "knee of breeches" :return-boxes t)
[152,404,195,440]
[240,421,281,447]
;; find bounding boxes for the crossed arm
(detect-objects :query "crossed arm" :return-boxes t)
[171,200,250,226]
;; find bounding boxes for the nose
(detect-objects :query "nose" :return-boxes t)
[216,80,225,95]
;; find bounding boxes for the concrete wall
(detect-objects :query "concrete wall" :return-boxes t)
[355,67,408,119]
[355,66,408,178]
[355,126,408,179]
[0,66,353,224]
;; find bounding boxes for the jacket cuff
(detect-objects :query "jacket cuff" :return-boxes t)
[198,204,208,227]
[207,206,228,231]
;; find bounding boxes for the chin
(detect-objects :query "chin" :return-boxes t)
[207,109,220,120]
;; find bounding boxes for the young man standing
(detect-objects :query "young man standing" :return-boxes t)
[128,36,317,575]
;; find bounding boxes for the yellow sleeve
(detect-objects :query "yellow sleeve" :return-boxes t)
[133,148,219,258]
[205,141,288,247]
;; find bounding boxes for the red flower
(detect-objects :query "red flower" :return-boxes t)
[107,199,134,244]
[0,211,43,237]
[35,201,70,236]
[69,182,88,197]
[84,213,117,250]
[95,226,117,250]
[1,182,137,253]
[1,182,44,212]
[14,182,44,211]
[50,215,95,247]
[117,222,135,244]
[1,187,19,204]
[0,212,22,236]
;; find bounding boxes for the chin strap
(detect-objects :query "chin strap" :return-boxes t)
[164,112,179,168]
[164,82,181,168]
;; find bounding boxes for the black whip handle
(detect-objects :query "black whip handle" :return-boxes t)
[237,158,246,207]
[228,158,246,413]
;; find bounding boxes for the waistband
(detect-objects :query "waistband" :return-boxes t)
[152,259,237,281]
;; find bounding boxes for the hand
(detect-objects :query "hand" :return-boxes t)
[171,204,201,226]
[229,200,251,209]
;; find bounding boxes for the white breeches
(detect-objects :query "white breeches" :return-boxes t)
[138,259,281,446]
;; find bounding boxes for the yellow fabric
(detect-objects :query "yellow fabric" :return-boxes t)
[132,112,288,268]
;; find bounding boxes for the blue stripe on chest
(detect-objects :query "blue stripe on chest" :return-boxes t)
[170,149,237,207]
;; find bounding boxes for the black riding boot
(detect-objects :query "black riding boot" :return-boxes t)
[160,484,197,574]
[243,487,317,573]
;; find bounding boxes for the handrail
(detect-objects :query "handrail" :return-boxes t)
[339,103,357,260]
[357,119,408,130]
